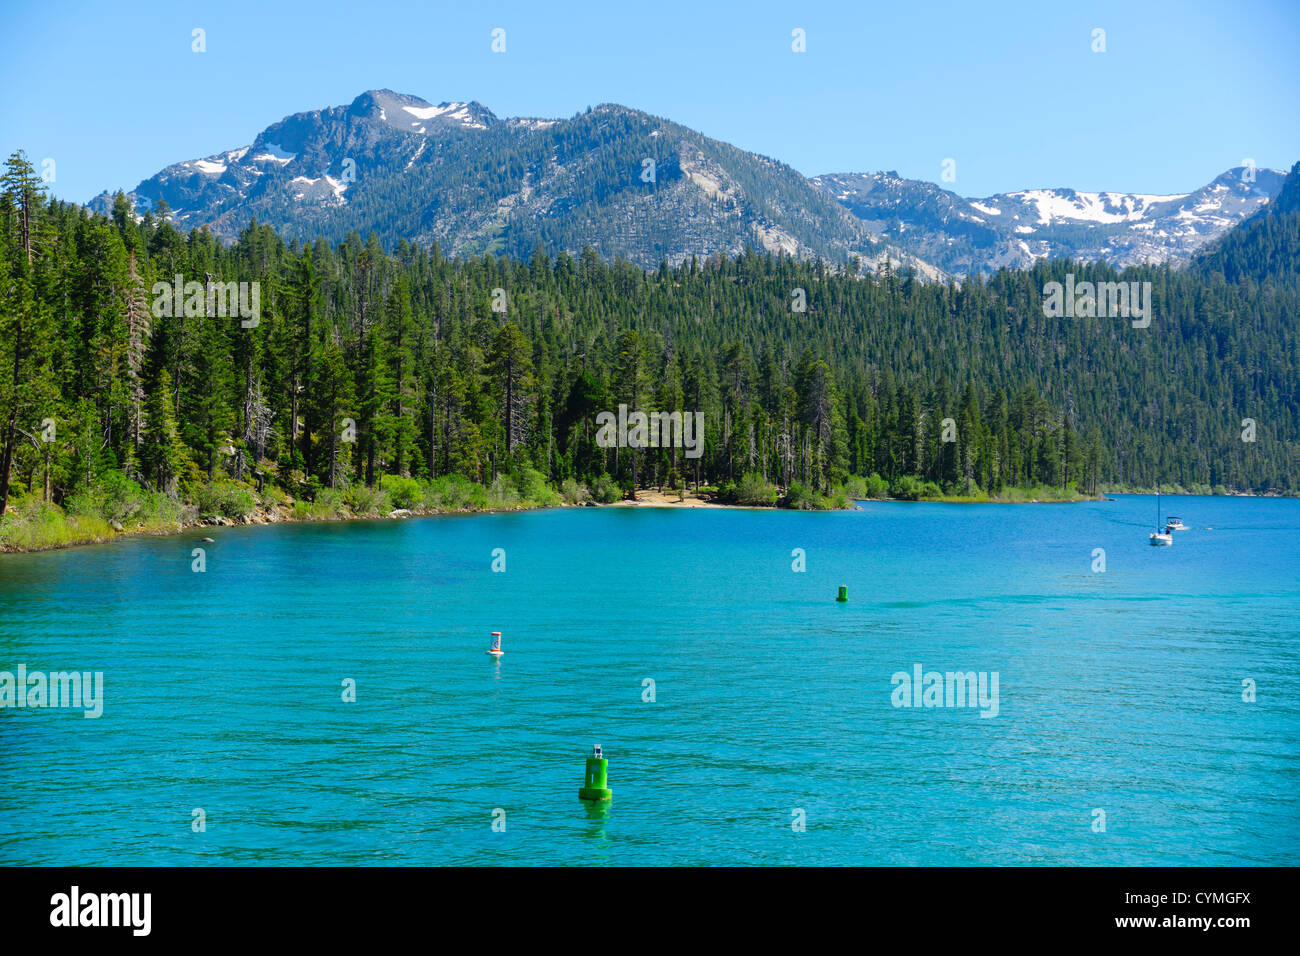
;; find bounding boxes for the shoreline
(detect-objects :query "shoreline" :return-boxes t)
[0,499,557,557]
[2,485,1281,557]
[0,491,735,556]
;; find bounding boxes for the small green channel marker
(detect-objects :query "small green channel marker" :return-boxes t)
[578,744,613,801]
[837,585,848,602]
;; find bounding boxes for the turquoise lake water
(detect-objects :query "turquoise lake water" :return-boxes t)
[1,495,1297,866]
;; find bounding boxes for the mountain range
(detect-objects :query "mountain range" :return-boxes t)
[813,166,1285,275]
[90,89,1288,278]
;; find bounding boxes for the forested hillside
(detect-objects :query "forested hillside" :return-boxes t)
[1197,161,1300,290]
[2,150,1297,544]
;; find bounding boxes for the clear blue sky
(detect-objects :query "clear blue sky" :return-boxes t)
[3,0,1297,204]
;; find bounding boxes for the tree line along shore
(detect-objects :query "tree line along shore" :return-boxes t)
[2,148,1294,554]
[1,470,1103,555]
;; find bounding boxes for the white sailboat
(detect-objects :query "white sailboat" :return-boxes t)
[1149,484,1172,546]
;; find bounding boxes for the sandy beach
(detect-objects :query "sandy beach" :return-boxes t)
[609,489,731,508]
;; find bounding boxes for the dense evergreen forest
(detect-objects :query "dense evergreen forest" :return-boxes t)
[1,150,1297,544]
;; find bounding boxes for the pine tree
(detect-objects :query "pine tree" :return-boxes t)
[0,151,49,518]
[139,370,190,496]
[488,320,534,464]
[383,278,418,475]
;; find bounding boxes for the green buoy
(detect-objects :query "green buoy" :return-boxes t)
[578,744,613,802]
[837,585,848,602]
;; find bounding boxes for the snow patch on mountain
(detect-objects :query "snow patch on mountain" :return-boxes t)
[253,144,295,164]
[1004,189,1187,225]
[401,102,488,129]
[405,138,427,170]
[190,159,227,175]
[403,103,454,120]
[509,118,557,132]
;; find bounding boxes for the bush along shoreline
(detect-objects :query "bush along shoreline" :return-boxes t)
[708,471,1098,508]
[1,468,1105,554]
[0,469,564,554]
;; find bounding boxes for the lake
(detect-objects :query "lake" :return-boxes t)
[1,495,1297,865]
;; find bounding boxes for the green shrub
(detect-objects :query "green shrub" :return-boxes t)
[918,481,944,501]
[428,476,488,512]
[62,491,97,520]
[864,473,890,498]
[840,475,869,499]
[889,475,922,500]
[589,473,622,503]
[99,470,146,521]
[822,487,852,510]
[379,474,422,510]
[309,487,346,518]
[734,471,779,506]
[464,482,490,510]
[488,474,520,508]
[517,467,561,507]
[343,484,390,516]
[0,497,113,550]
[65,469,145,523]
[560,477,590,504]
[426,475,480,511]
[138,490,185,526]
[194,480,256,519]
[784,483,822,510]
[943,481,987,502]
[257,483,288,509]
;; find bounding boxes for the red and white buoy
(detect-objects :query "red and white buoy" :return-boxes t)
[487,631,504,657]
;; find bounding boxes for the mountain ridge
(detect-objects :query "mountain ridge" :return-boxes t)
[89,90,1288,278]
[1195,160,1300,287]
[813,166,1286,276]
